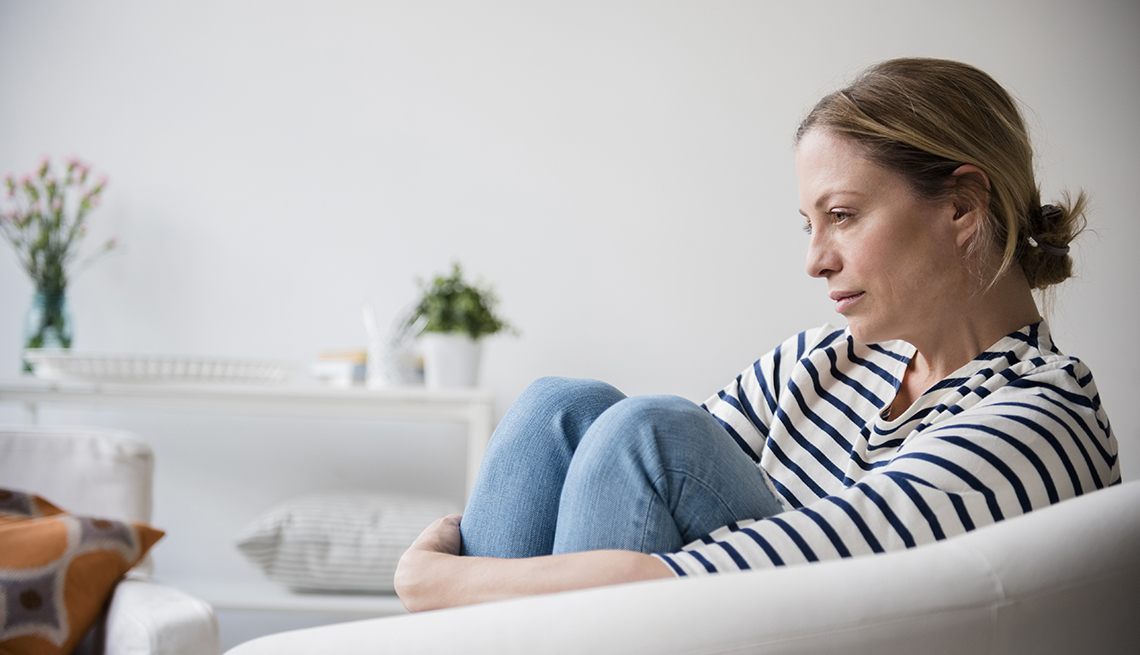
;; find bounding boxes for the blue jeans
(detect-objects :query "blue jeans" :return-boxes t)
[460,377,784,557]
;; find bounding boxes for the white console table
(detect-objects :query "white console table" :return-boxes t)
[0,376,498,624]
[0,377,496,497]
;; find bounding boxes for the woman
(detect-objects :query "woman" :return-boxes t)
[395,57,1120,611]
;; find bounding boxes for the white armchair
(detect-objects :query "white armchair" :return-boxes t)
[225,479,1140,655]
[0,425,220,655]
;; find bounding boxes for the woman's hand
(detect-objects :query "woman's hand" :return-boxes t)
[396,512,675,613]
[394,514,465,612]
[411,513,463,556]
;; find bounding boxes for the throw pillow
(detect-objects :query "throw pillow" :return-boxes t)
[0,488,164,655]
[234,493,458,593]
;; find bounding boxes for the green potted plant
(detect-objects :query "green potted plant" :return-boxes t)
[408,263,514,389]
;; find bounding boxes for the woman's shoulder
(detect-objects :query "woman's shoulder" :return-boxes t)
[923,322,1118,484]
[950,321,1106,418]
[984,321,1093,383]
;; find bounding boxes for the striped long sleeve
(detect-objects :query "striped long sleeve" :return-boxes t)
[655,321,1119,576]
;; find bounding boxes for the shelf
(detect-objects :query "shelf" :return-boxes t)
[0,376,496,498]
[0,377,493,421]
[169,578,409,616]
[1,376,490,618]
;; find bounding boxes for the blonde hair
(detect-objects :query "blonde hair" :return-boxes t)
[796,57,1086,290]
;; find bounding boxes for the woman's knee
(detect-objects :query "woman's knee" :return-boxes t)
[489,377,627,454]
[577,395,715,462]
[518,376,622,404]
[596,395,708,432]
[511,377,626,424]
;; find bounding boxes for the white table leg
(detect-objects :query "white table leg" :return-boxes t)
[466,401,494,500]
[20,401,38,424]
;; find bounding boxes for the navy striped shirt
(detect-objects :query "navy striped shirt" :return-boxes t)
[654,321,1119,576]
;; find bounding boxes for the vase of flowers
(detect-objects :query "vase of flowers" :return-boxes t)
[408,263,515,389]
[24,290,72,350]
[1,157,114,371]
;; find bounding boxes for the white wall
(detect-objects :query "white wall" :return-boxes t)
[2,0,1138,643]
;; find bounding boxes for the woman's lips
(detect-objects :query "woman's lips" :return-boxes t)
[829,290,865,313]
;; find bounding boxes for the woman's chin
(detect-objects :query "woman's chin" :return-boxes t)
[845,320,891,346]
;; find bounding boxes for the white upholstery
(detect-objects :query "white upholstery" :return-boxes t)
[226,480,1140,655]
[107,576,220,655]
[0,425,221,655]
[0,424,153,523]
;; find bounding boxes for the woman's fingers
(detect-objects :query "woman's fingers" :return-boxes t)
[409,513,464,555]
[396,514,465,611]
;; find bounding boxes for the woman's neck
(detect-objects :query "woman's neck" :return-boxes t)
[887,269,1041,420]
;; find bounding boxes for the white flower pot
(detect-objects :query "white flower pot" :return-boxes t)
[420,333,483,389]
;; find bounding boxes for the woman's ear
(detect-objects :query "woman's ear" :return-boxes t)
[950,164,991,248]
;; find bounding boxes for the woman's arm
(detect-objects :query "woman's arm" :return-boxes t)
[394,514,674,612]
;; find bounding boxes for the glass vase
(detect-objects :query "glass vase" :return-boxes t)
[23,290,73,372]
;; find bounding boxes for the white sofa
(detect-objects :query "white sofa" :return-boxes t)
[0,425,221,655]
[226,479,1140,654]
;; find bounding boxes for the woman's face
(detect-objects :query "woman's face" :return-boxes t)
[796,129,968,346]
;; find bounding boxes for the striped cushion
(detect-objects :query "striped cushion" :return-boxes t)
[234,494,458,593]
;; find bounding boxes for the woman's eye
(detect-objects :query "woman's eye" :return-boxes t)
[802,211,850,235]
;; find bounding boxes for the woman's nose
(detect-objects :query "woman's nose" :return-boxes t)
[805,232,840,278]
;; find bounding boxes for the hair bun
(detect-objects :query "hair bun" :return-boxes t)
[1029,204,1072,257]
[1040,204,1063,224]
[1027,235,1070,257]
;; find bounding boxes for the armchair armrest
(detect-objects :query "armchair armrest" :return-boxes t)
[224,481,1140,655]
[105,576,220,655]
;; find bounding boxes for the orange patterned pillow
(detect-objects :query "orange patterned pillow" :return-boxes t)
[0,488,164,655]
